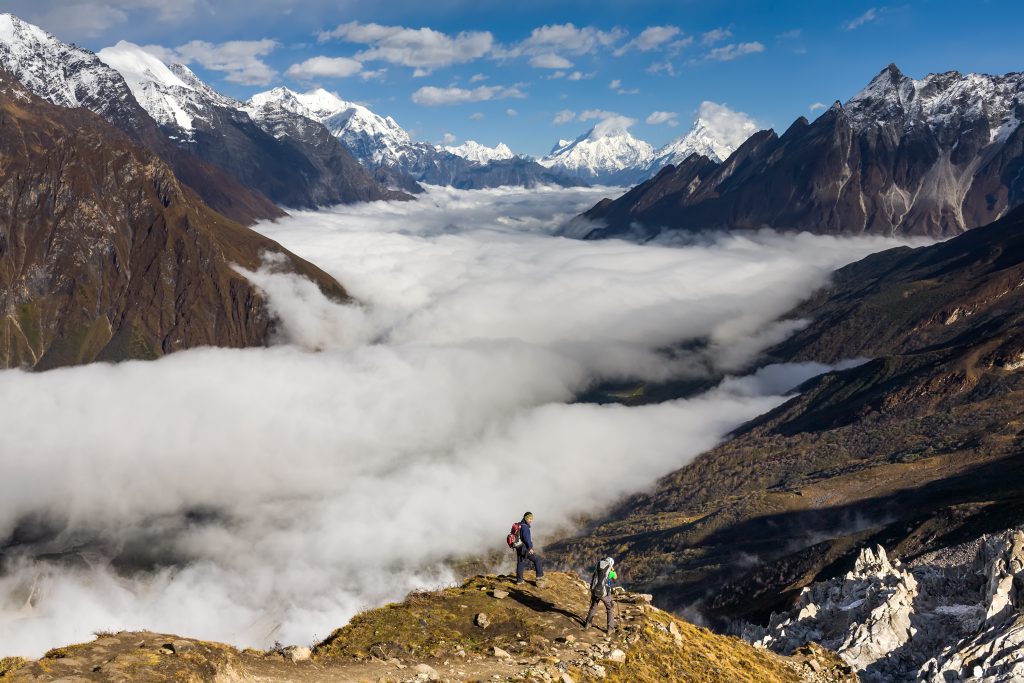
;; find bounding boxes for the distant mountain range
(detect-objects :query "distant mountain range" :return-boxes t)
[248,86,583,190]
[539,106,759,186]
[577,64,1024,239]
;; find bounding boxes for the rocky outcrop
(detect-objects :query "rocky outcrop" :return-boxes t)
[580,64,1024,240]
[0,70,345,369]
[748,530,1024,682]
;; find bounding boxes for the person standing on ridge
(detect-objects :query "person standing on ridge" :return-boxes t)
[516,512,545,586]
[584,557,617,633]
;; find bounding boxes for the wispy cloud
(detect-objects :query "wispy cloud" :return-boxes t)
[411,83,526,106]
[701,27,733,45]
[809,102,827,112]
[647,61,676,76]
[285,55,363,80]
[646,110,679,126]
[844,8,878,30]
[495,22,626,60]
[529,53,573,69]
[319,21,493,72]
[613,25,682,56]
[553,109,576,124]
[506,107,518,117]
[172,39,278,85]
[704,41,765,62]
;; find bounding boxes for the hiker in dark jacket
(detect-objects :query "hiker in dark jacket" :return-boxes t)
[516,512,545,585]
[584,557,617,633]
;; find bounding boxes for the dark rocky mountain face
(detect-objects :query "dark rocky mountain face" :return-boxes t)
[0,13,282,225]
[581,65,1024,240]
[0,72,346,370]
[548,204,1024,625]
[193,94,410,208]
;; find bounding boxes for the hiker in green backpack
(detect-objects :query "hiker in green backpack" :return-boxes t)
[584,557,617,633]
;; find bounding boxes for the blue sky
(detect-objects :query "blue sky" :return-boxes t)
[11,0,1024,156]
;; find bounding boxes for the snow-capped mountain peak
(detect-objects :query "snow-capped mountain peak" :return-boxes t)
[843,63,1024,141]
[540,124,653,184]
[249,86,413,167]
[0,13,134,115]
[649,106,759,168]
[96,41,200,131]
[443,140,516,164]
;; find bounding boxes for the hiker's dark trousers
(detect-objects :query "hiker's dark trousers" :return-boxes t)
[516,549,544,582]
[586,594,615,631]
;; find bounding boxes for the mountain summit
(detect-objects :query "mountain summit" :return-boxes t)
[542,105,757,186]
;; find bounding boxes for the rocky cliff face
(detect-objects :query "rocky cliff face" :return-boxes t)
[0,13,282,225]
[581,64,1024,240]
[748,530,1024,682]
[549,205,1024,633]
[0,71,346,369]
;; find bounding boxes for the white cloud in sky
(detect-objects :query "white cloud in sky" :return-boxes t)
[506,107,518,117]
[612,25,682,56]
[496,22,626,60]
[696,101,761,147]
[441,132,457,144]
[469,73,488,83]
[529,53,573,69]
[172,38,278,85]
[609,79,621,89]
[553,109,576,124]
[844,8,878,30]
[469,111,484,120]
[319,21,494,71]
[411,84,525,106]
[809,102,827,112]
[701,27,733,45]
[0,186,920,658]
[647,60,676,76]
[646,110,679,126]
[285,55,363,80]
[705,41,765,62]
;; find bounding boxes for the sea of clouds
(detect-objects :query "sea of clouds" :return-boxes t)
[0,185,922,656]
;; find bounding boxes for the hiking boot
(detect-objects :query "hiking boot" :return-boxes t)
[535,577,548,588]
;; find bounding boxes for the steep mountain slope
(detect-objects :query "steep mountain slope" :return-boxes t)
[0,13,280,225]
[582,64,1024,240]
[0,70,345,370]
[250,86,583,190]
[98,41,406,208]
[1,573,836,682]
[549,204,1024,627]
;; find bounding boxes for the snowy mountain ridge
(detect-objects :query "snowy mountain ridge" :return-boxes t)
[443,140,516,164]
[542,105,758,185]
[0,13,136,118]
[844,64,1024,139]
[249,86,414,168]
